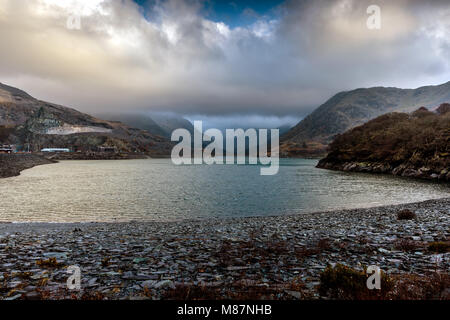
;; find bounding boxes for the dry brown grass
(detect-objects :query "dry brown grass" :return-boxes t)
[318,264,394,300]
[318,264,450,300]
[36,257,64,268]
[394,239,423,252]
[388,273,450,300]
[162,278,311,300]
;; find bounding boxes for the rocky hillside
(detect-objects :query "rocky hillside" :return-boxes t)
[281,81,450,157]
[0,83,173,156]
[96,112,194,139]
[317,104,450,181]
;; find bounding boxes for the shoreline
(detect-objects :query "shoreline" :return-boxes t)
[0,153,164,179]
[1,197,448,300]
[3,154,449,184]
[0,154,56,179]
[1,196,449,225]
[317,160,450,183]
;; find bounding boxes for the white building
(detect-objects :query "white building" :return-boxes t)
[41,148,70,153]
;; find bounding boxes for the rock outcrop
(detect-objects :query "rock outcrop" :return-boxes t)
[281,81,450,157]
[317,106,450,182]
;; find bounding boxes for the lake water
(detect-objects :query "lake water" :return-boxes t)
[0,159,448,222]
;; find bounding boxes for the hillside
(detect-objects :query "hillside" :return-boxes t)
[317,104,450,181]
[0,83,173,156]
[96,112,194,139]
[281,81,450,157]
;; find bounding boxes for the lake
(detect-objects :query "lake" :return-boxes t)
[0,159,448,222]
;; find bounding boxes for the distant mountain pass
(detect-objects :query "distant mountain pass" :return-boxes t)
[149,112,194,137]
[281,81,450,157]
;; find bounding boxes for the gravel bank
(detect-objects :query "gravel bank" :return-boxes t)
[317,160,450,182]
[44,152,150,161]
[0,154,55,178]
[0,198,449,300]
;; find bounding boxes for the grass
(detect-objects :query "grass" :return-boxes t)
[388,273,450,300]
[318,264,393,299]
[36,257,64,268]
[162,278,311,300]
[318,264,449,300]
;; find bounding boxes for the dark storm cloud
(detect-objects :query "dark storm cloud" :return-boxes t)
[0,0,448,121]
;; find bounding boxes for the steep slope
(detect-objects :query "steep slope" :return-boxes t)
[0,83,172,155]
[95,113,169,138]
[281,81,450,157]
[148,112,194,137]
[317,105,450,181]
[96,112,194,139]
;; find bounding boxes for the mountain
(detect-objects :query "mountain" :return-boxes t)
[95,112,194,139]
[281,81,450,157]
[278,124,294,136]
[317,105,450,181]
[148,112,194,137]
[95,113,168,138]
[0,83,173,156]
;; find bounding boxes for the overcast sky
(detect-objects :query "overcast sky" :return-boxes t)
[0,0,449,128]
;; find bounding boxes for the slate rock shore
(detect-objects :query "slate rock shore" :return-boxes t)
[0,154,55,178]
[0,198,449,300]
[317,160,450,182]
[45,151,150,161]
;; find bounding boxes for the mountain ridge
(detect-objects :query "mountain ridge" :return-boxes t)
[0,83,173,155]
[317,104,450,181]
[281,81,450,157]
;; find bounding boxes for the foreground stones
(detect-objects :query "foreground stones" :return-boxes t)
[0,198,449,300]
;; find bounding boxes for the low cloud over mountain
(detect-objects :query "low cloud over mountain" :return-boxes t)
[0,0,449,126]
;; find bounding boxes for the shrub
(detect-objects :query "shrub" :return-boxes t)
[388,273,450,300]
[394,239,422,252]
[36,257,63,268]
[318,264,393,299]
[397,209,416,220]
[427,241,450,253]
[162,282,301,300]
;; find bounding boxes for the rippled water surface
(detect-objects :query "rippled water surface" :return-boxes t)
[0,159,448,222]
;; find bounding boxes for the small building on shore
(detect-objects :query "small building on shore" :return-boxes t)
[41,148,70,153]
[0,144,13,154]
